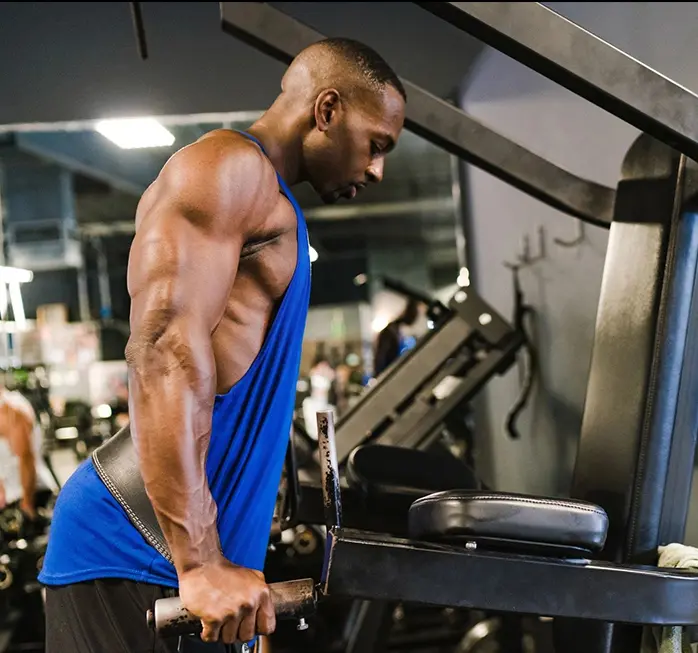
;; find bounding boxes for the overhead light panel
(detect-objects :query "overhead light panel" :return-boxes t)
[95,117,175,149]
[0,266,33,284]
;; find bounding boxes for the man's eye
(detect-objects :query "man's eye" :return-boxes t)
[371,142,382,156]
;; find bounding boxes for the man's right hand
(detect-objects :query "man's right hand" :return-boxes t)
[178,558,276,644]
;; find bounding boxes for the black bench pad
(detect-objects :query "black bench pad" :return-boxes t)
[409,490,608,555]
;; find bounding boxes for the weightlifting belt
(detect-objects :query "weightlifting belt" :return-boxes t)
[91,426,174,565]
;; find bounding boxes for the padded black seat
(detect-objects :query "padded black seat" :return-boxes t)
[345,445,479,498]
[409,490,609,557]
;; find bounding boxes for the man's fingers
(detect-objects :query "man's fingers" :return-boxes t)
[200,619,222,643]
[221,614,244,645]
[238,610,257,643]
[256,589,276,636]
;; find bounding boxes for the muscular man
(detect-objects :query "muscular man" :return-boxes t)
[38,38,405,652]
[0,386,56,517]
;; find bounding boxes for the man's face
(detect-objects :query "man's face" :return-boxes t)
[307,85,405,204]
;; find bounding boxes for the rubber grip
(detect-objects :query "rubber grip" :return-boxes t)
[146,578,316,638]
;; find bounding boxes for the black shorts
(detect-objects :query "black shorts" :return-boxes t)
[44,578,242,653]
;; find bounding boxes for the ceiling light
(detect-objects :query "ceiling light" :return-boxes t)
[309,246,319,263]
[0,267,33,284]
[95,117,175,149]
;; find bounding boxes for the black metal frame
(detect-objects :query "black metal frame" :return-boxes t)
[319,528,698,626]
[219,5,698,652]
[311,395,698,636]
[329,285,523,463]
[551,138,698,653]
[416,2,698,162]
[219,2,614,228]
[285,479,423,538]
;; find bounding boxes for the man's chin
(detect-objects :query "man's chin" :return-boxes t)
[320,191,341,205]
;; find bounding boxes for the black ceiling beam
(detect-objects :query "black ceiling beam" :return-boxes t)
[416,2,698,162]
[219,2,614,228]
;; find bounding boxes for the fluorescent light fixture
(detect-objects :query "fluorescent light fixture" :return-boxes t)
[95,117,175,149]
[0,266,33,284]
[309,246,319,263]
[8,281,25,329]
[0,283,7,320]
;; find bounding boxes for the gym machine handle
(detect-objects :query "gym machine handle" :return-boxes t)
[146,578,317,638]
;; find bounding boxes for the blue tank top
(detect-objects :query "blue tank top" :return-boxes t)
[39,133,311,588]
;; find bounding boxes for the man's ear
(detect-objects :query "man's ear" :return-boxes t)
[314,89,341,132]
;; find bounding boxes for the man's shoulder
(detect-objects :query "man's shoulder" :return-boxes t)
[153,130,281,234]
[169,130,276,186]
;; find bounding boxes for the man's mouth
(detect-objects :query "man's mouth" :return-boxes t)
[341,183,365,200]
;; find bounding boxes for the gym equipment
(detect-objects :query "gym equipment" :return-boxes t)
[151,406,698,642]
[415,2,698,161]
[219,7,698,651]
[131,6,698,652]
[321,283,523,464]
[219,2,614,228]
[0,504,51,652]
[147,578,317,638]
[275,280,521,548]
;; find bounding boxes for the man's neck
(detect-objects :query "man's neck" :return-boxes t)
[246,108,305,186]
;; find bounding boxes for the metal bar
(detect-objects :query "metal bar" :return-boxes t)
[305,197,454,221]
[659,201,698,543]
[381,331,523,450]
[416,2,698,162]
[294,481,419,538]
[317,410,342,529]
[220,2,614,228]
[92,237,112,320]
[129,2,148,61]
[450,153,467,271]
[282,429,302,529]
[553,135,695,653]
[321,529,698,626]
[76,259,90,323]
[148,578,317,638]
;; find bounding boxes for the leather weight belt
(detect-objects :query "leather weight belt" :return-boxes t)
[91,426,174,565]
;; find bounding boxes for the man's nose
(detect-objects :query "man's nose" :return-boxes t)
[366,157,385,184]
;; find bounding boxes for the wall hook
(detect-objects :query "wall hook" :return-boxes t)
[554,219,585,248]
[504,225,546,270]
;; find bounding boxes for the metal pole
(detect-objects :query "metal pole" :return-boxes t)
[93,237,112,320]
[450,153,468,271]
[316,409,342,530]
[76,240,90,322]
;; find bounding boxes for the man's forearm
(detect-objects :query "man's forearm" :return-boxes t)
[19,452,36,514]
[127,337,222,575]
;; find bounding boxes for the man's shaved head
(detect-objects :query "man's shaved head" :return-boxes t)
[258,37,406,205]
[282,38,407,106]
